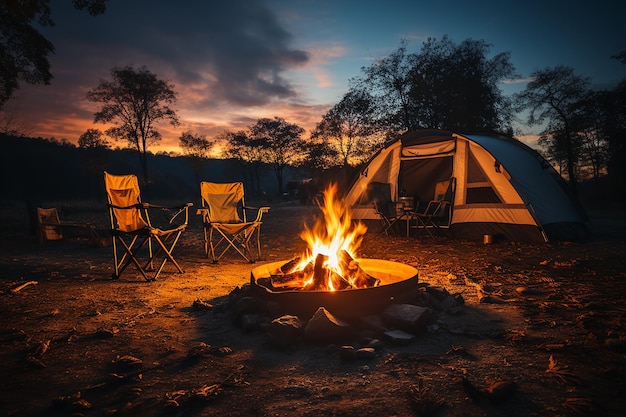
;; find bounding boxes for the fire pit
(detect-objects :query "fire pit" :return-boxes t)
[248,184,419,319]
[250,259,418,319]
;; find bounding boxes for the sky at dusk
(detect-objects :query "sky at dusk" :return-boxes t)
[6,0,626,153]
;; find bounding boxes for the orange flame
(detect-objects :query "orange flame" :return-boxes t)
[296,184,368,291]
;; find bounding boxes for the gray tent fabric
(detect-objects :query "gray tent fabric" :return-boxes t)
[345,129,589,243]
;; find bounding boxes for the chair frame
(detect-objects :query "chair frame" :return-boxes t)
[198,181,270,263]
[412,200,451,238]
[373,200,412,236]
[411,178,455,239]
[104,171,192,281]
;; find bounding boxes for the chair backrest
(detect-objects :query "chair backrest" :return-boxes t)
[434,179,452,201]
[368,182,398,220]
[200,182,245,223]
[37,207,62,240]
[104,171,148,232]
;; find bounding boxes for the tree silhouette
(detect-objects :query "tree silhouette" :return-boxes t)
[515,66,591,195]
[78,128,109,149]
[249,117,305,196]
[87,65,179,183]
[355,39,414,134]
[311,88,380,167]
[409,36,515,132]
[222,130,266,196]
[179,131,214,184]
[352,36,515,136]
[0,0,108,109]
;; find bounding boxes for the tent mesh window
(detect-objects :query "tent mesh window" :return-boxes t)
[465,151,502,204]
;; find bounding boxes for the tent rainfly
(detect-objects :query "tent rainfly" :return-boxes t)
[345,129,589,243]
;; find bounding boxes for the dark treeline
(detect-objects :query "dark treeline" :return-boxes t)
[0,134,323,205]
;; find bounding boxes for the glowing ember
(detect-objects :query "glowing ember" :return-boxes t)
[271,184,378,292]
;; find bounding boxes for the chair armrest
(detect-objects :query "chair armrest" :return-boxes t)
[167,202,193,224]
[244,205,270,222]
[141,202,193,225]
[108,202,144,210]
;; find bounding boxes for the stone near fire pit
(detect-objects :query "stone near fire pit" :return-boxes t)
[359,315,389,334]
[304,307,355,343]
[383,329,416,345]
[267,315,303,347]
[382,303,433,335]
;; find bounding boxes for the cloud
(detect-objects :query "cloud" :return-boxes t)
[302,43,347,88]
[47,0,309,107]
[502,77,535,84]
[10,0,319,147]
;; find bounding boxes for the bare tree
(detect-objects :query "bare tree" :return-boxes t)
[87,65,179,183]
[515,66,591,195]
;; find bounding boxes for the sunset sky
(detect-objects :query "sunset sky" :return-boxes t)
[6,0,626,153]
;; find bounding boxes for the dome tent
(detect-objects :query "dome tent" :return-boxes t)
[345,129,589,243]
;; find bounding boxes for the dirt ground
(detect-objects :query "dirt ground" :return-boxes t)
[0,201,625,417]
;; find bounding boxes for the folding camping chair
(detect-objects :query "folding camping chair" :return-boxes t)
[412,178,455,239]
[36,207,100,244]
[198,181,270,263]
[369,182,412,236]
[104,171,193,281]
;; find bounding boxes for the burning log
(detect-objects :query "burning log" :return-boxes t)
[338,250,380,288]
[279,257,301,274]
[310,253,329,290]
[267,252,380,292]
[270,261,314,290]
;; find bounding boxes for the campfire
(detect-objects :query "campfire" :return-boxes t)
[250,184,419,318]
[267,184,379,292]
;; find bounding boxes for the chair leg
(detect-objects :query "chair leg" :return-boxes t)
[216,231,252,262]
[144,231,184,281]
[255,226,262,261]
[113,235,151,280]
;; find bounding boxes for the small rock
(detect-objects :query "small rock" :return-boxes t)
[382,303,432,334]
[365,338,384,351]
[304,307,354,343]
[383,329,415,345]
[356,347,376,359]
[340,345,356,361]
[267,315,303,347]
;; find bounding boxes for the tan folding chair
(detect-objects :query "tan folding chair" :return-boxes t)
[198,181,269,263]
[36,207,100,244]
[104,171,193,281]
